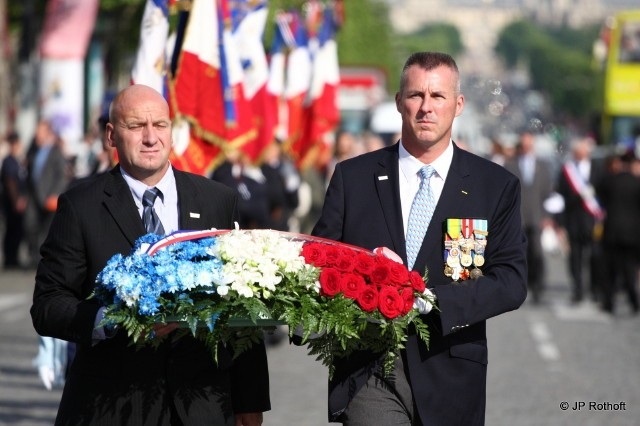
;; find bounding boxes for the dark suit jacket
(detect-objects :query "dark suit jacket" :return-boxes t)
[26,143,69,209]
[556,159,606,242]
[503,155,553,229]
[312,143,527,425]
[31,166,270,425]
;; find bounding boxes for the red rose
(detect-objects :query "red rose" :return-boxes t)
[370,263,391,287]
[342,273,366,299]
[335,253,355,273]
[357,286,379,312]
[354,252,375,276]
[319,267,342,297]
[324,246,341,266]
[302,243,327,267]
[400,287,414,315]
[378,286,404,319]
[388,261,409,285]
[409,271,426,293]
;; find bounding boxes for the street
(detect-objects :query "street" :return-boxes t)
[1,252,639,426]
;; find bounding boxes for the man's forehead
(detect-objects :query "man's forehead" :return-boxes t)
[122,107,170,120]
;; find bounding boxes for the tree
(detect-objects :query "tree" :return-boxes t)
[396,23,463,60]
[495,20,603,128]
[335,0,400,92]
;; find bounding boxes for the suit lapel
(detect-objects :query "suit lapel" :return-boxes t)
[103,167,146,247]
[375,146,407,260]
[174,171,205,231]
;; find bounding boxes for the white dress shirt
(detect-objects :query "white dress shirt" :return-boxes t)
[398,141,454,236]
[121,164,179,234]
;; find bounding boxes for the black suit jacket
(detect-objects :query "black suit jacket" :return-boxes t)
[556,158,606,242]
[312,143,527,425]
[31,166,270,425]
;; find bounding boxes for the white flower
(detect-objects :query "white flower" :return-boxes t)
[413,288,436,314]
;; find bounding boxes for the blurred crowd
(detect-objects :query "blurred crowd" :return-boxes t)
[491,129,640,316]
[1,119,639,318]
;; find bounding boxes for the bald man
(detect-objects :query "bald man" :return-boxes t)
[31,85,270,426]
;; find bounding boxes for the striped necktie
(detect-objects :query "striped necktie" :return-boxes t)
[142,187,165,235]
[406,165,436,270]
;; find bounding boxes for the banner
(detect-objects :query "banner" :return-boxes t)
[40,0,99,59]
[170,0,256,175]
[231,0,271,161]
[39,58,85,154]
[291,4,340,170]
[131,0,170,97]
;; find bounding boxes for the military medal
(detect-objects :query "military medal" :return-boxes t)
[470,268,483,279]
[444,218,489,282]
[444,264,454,277]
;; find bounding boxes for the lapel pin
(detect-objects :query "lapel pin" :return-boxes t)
[378,176,388,181]
[190,212,200,218]
[461,190,468,195]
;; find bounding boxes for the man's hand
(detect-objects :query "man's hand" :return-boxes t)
[235,412,263,426]
[373,246,404,264]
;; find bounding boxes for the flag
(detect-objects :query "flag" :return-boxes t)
[288,4,340,170]
[131,0,170,97]
[281,11,312,166]
[170,0,255,175]
[265,14,288,144]
[300,5,341,170]
[39,0,99,155]
[231,0,271,161]
[170,117,223,175]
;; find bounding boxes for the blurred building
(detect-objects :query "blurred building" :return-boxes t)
[388,0,638,77]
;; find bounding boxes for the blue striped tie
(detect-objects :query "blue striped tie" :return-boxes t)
[406,165,436,270]
[142,187,165,235]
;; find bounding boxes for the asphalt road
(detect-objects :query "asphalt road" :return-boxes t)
[1,251,639,426]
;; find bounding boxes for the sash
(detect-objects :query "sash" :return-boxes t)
[562,162,605,221]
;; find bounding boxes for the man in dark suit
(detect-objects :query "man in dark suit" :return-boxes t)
[504,130,554,304]
[312,52,527,425]
[24,119,71,267]
[596,151,640,315]
[556,137,606,304]
[30,84,270,425]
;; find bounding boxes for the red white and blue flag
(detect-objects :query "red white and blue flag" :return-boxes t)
[295,4,341,170]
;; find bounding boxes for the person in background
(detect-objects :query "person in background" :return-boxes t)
[30,84,270,425]
[261,141,300,232]
[325,130,361,183]
[556,137,606,304]
[487,136,515,167]
[1,132,27,269]
[362,131,386,153]
[504,129,554,304]
[312,51,527,426]
[211,148,271,230]
[24,120,71,268]
[596,150,640,315]
[92,113,117,175]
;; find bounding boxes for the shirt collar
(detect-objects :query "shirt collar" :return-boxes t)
[120,163,176,206]
[398,140,454,182]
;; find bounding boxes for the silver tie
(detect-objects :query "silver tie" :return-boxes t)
[406,165,436,270]
[142,187,165,235]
